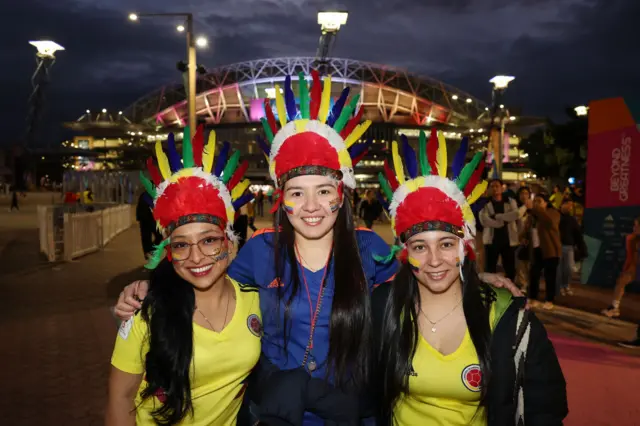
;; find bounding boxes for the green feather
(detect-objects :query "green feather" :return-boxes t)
[456,151,483,190]
[139,171,156,199]
[221,150,241,184]
[373,244,403,263]
[260,117,275,143]
[378,172,394,201]
[333,94,361,133]
[182,126,194,168]
[298,72,310,119]
[144,238,171,269]
[418,130,430,175]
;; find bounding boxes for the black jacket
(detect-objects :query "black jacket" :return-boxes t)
[371,283,568,426]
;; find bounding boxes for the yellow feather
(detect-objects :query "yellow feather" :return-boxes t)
[338,148,353,168]
[169,168,194,184]
[155,141,170,180]
[344,120,372,148]
[231,179,250,201]
[466,180,488,205]
[294,119,309,133]
[202,130,216,173]
[391,141,405,185]
[436,131,448,178]
[318,75,332,123]
[274,84,287,127]
[462,204,474,225]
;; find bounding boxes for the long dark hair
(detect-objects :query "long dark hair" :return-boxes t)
[377,260,495,422]
[273,189,371,388]
[139,259,196,425]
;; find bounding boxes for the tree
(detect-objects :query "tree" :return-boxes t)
[519,108,587,181]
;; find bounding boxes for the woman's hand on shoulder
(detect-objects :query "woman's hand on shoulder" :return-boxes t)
[113,281,149,321]
[478,273,524,298]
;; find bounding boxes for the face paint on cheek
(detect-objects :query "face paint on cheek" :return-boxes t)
[408,256,421,272]
[283,200,295,215]
[209,246,230,263]
[328,197,341,213]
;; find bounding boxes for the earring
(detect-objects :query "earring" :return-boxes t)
[455,257,460,267]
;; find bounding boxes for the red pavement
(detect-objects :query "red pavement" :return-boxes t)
[0,204,639,425]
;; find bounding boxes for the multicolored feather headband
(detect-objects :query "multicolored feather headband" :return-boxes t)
[376,129,487,263]
[256,70,372,190]
[140,124,253,269]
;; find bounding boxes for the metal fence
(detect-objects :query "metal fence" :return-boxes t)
[37,204,133,262]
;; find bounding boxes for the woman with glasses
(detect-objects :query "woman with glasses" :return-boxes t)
[105,128,260,425]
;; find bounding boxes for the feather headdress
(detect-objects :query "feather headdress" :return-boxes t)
[376,129,487,263]
[140,125,253,269]
[256,70,372,190]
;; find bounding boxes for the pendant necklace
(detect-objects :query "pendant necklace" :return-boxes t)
[196,286,231,332]
[420,297,463,333]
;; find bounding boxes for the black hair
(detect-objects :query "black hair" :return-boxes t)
[489,178,503,186]
[139,259,195,425]
[273,188,371,388]
[377,260,495,423]
[517,186,531,197]
[535,192,550,204]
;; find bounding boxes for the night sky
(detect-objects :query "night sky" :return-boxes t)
[3,0,638,146]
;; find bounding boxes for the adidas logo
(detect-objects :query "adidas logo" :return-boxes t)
[268,279,283,288]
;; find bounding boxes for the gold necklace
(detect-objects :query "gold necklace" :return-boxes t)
[420,298,463,333]
[195,287,231,332]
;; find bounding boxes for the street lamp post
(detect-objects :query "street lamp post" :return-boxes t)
[487,75,515,179]
[574,105,589,117]
[129,12,203,132]
[315,11,348,74]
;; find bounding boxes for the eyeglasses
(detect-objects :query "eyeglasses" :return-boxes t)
[169,236,225,261]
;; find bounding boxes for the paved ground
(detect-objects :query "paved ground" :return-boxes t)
[0,194,638,425]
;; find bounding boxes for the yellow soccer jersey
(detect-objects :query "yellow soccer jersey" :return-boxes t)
[111,278,261,426]
[393,306,496,426]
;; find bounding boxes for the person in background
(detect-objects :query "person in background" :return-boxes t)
[470,186,489,274]
[479,179,526,282]
[83,186,95,212]
[602,216,640,318]
[360,189,382,229]
[526,193,561,309]
[515,186,532,292]
[234,202,250,250]
[255,190,264,217]
[550,185,563,210]
[557,198,586,296]
[136,191,162,260]
[247,198,258,233]
[353,188,361,216]
[9,188,19,212]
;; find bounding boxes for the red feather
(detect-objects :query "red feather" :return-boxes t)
[264,99,278,135]
[192,124,205,166]
[228,160,249,191]
[352,151,367,167]
[427,127,438,175]
[463,155,486,197]
[146,158,162,185]
[384,159,399,191]
[310,70,322,120]
[340,106,364,139]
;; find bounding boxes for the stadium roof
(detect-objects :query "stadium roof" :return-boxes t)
[123,57,491,129]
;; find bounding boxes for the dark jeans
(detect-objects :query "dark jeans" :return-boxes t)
[484,244,516,282]
[528,247,559,302]
[248,216,257,232]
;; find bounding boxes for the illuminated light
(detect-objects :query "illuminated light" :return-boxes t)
[478,129,484,133]
[499,104,504,109]
[568,177,576,185]
[489,75,515,89]
[195,36,208,48]
[29,40,65,58]
[485,107,489,111]
[470,129,475,133]
[102,108,107,113]
[318,11,348,31]
[176,25,185,32]
[509,116,516,121]
[574,105,588,116]
[138,131,143,135]
[466,98,472,103]
[41,156,45,160]
[128,13,138,21]
[451,95,459,100]
[265,87,284,98]
[118,111,123,115]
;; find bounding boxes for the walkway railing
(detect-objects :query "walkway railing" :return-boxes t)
[37,204,133,262]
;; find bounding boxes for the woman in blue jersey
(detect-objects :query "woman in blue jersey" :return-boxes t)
[114,72,520,425]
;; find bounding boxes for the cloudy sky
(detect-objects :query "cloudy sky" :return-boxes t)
[3,0,638,146]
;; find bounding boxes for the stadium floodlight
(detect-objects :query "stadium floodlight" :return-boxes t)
[129,13,139,21]
[195,36,208,48]
[489,75,515,90]
[29,40,65,58]
[574,105,588,116]
[318,11,348,32]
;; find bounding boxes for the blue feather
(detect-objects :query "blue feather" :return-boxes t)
[214,141,231,177]
[256,136,271,156]
[491,160,499,179]
[327,87,350,127]
[348,138,372,162]
[232,192,254,211]
[284,75,297,121]
[142,192,154,208]
[401,134,419,179]
[166,133,182,172]
[451,136,469,180]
